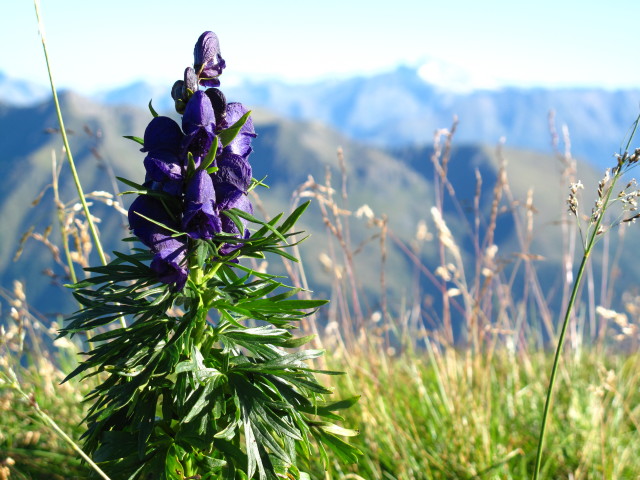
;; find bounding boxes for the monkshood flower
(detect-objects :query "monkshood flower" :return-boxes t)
[223,102,257,158]
[171,67,198,114]
[194,31,226,87]
[128,194,188,289]
[149,237,188,289]
[182,90,216,165]
[141,116,184,185]
[182,169,222,239]
[205,87,227,125]
[212,151,252,200]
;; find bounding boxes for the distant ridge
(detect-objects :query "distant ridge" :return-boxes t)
[3,66,640,169]
[0,71,49,106]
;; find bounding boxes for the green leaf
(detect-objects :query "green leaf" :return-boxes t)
[313,430,362,464]
[280,334,316,349]
[228,208,288,243]
[314,421,359,437]
[182,381,214,423]
[116,176,145,190]
[197,453,227,471]
[165,444,185,479]
[148,99,159,117]
[219,110,252,147]
[201,135,219,171]
[319,396,360,412]
[221,209,246,238]
[123,135,144,146]
[187,151,196,178]
[278,201,310,235]
[214,418,239,441]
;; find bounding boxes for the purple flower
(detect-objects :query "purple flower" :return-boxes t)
[128,195,188,289]
[205,88,227,125]
[212,152,252,202]
[184,67,198,93]
[182,91,216,165]
[150,238,188,290]
[170,68,198,115]
[171,80,187,114]
[182,170,222,239]
[141,117,185,184]
[223,102,256,159]
[194,31,226,87]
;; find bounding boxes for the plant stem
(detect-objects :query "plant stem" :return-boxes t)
[34,0,126,329]
[531,252,587,478]
[532,167,620,479]
[34,0,107,267]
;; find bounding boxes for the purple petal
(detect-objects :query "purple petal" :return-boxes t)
[223,102,256,158]
[220,191,253,235]
[182,170,222,239]
[143,150,183,183]
[141,117,184,154]
[150,238,188,290]
[184,67,198,93]
[128,195,179,250]
[182,92,216,164]
[205,88,227,125]
[218,191,253,256]
[182,91,215,136]
[212,152,252,198]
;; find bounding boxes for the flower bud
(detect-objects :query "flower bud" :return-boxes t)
[171,80,186,114]
[194,31,226,87]
[184,67,198,93]
[205,88,227,125]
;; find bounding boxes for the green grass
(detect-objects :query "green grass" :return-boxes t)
[3,325,640,479]
[304,345,640,479]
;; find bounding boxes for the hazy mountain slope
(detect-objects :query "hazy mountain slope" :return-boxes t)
[223,67,640,169]
[4,67,639,170]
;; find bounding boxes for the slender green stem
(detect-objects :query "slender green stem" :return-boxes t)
[532,167,621,479]
[34,0,126,330]
[34,1,107,267]
[531,253,587,478]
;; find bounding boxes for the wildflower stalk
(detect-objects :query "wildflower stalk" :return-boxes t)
[33,0,107,267]
[34,0,126,329]
[532,116,640,479]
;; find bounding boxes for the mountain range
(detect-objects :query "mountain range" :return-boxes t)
[3,66,640,169]
[103,66,640,170]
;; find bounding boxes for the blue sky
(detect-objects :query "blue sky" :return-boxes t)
[3,0,640,93]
